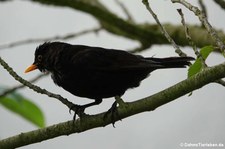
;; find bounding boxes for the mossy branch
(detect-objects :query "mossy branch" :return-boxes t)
[0,1,225,148]
[1,0,224,50]
[28,0,225,49]
[0,56,75,111]
[0,61,225,148]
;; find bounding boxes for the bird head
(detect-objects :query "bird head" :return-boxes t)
[25,42,54,73]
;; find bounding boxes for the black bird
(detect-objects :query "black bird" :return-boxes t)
[25,42,194,121]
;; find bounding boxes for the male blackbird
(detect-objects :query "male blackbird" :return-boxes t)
[25,42,194,120]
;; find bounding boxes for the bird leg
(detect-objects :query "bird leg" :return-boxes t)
[104,101,118,127]
[115,96,125,107]
[104,96,124,127]
[69,99,102,121]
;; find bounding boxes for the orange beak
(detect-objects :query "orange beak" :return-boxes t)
[25,64,38,73]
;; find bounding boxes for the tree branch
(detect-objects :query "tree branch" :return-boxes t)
[27,0,225,49]
[142,0,186,57]
[214,0,225,10]
[177,9,225,87]
[115,0,134,22]
[198,0,208,18]
[0,27,101,50]
[0,61,225,148]
[215,79,225,87]
[1,0,224,50]
[0,56,76,112]
[0,73,48,97]
[0,1,225,148]
[177,9,205,64]
[172,0,225,56]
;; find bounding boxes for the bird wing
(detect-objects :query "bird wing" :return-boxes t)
[70,47,161,72]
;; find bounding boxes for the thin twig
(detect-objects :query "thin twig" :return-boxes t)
[214,0,225,10]
[198,0,207,18]
[0,27,102,50]
[115,0,134,22]
[177,9,205,66]
[0,56,77,113]
[142,0,187,57]
[172,0,225,56]
[1,60,225,149]
[198,0,207,28]
[0,73,48,97]
[177,8,225,87]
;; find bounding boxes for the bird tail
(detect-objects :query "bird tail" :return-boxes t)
[145,56,195,68]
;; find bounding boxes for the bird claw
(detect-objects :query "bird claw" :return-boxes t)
[104,101,121,127]
[69,104,86,121]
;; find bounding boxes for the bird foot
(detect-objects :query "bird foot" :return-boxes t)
[104,101,121,127]
[69,104,87,121]
[115,96,125,107]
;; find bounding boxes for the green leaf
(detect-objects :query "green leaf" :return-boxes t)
[188,58,202,78]
[0,91,45,128]
[188,46,213,78]
[200,45,214,58]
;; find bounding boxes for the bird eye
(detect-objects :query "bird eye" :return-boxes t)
[37,55,42,61]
